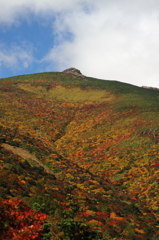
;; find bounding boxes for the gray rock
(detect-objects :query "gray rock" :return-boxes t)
[62,68,85,78]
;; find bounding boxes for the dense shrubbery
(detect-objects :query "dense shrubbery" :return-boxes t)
[0,198,47,240]
[0,72,159,239]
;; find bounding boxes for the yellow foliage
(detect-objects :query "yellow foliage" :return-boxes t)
[65,173,74,180]
[110,212,124,221]
[85,210,95,216]
[135,228,145,234]
[52,187,59,191]
[88,219,100,225]
[18,83,115,102]
[49,86,115,102]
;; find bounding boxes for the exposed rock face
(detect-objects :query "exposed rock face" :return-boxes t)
[142,86,159,91]
[62,68,85,78]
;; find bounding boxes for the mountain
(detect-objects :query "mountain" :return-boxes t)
[0,69,159,239]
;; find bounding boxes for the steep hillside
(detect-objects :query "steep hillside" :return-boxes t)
[0,70,159,239]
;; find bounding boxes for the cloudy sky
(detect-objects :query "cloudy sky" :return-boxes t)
[0,0,159,88]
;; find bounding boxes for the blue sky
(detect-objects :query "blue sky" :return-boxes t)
[1,18,54,76]
[1,0,159,88]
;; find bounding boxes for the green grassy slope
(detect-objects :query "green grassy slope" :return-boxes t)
[0,71,159,239]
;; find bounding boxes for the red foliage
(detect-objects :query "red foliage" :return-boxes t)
[153,163,159,168]
[0,198,47,240]
[109,219,118,226]
[96,211,109,217]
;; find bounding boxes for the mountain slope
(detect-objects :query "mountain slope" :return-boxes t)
[0,70,159,239]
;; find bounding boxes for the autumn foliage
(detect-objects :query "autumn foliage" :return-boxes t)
[0,198,47,240]
[0,72,159,239]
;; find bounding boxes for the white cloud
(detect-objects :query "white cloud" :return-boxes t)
[0,0,88,25]
[1,0,159,87]
[0,43,34,70]
[43,1,159,87]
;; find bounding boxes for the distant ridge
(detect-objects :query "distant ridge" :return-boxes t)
[142,86,159,91]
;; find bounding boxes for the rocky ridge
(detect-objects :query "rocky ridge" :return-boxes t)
[62,68,85,78]
[142,86,159,91]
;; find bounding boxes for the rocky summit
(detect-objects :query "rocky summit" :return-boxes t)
[62,67,85,78]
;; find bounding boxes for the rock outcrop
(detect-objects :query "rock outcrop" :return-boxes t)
[62,68,85,78]
[142,86,159,91]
